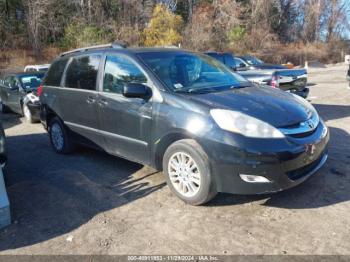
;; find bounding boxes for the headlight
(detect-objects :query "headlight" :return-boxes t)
[210,109,284,138]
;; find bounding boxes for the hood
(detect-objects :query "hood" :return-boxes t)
[185,85,312,127]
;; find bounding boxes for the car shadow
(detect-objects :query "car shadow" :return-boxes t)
[0,132,165,251]
[208,126,350,209]
[1,113,22,130]
[313,104,350,122]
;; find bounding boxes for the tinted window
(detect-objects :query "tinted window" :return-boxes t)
[103,55,147,94]
[19,74,44,89]
[4,76,16,88]
[45,58,69,86]
[234,58,247,67]
[65,55,101,90]
[244,56,263,65]
[224,54,236,69]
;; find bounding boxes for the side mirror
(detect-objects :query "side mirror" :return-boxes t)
[10,83,19,90]
[123,83,151,99]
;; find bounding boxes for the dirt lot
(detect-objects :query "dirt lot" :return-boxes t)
[0,64,349,255]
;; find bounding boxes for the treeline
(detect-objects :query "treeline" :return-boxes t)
[0,0,349,64]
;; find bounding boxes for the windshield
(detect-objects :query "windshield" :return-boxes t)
[138,52,249,93]
[20,74,44,89]
[244,56,264,66]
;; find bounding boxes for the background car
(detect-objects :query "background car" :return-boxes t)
[0,72,45,123]
[24,64,50,73]
[237,55,288,70]
[206,52,309,98]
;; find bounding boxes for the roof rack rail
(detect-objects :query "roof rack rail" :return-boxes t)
[60,41,127,57]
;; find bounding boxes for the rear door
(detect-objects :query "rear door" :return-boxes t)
[97,53,153,164]
[5,76,21,112]
[60,54,103,147]
[0,76,10,105]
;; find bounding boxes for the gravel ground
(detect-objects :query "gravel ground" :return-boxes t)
[0,64,349,255]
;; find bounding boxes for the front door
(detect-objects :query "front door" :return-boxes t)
[6,76,21,113]
[60,54,103,147]
[98,54,153,164]
[0,76,12,107]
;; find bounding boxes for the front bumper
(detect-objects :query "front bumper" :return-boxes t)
[201,120,329,195]
[27,102,41,121]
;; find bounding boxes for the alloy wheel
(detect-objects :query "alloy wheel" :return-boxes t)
[168,152,201,197]
[51,123,64,151]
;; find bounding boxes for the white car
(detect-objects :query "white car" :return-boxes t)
[24,64,50,72]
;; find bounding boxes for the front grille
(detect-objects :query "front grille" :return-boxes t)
[288,129,317,138]
[279,112,319,139]
[286,154,324,181]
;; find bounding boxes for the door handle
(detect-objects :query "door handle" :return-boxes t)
[98,99,108,107]
[86,96,96,104]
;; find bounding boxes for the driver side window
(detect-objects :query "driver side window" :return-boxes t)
[103,55,147,94]
[4,76,17,89]
[234,58,246,68]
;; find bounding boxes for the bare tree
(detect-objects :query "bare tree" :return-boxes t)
[325,0,350,41]
[24,0,51,57]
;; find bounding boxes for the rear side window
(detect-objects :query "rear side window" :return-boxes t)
[4,76,16,88]
[45,58,69,86]
[65,54,101,90]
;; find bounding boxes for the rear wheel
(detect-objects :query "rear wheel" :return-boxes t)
[49,117,74,154]
[163,139,217,205]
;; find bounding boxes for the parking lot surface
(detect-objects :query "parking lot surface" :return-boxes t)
[0,64,349,255]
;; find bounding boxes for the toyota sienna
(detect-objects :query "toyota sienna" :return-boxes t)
[39,43,329,205]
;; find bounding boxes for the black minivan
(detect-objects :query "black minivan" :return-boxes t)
[40,44,329,205]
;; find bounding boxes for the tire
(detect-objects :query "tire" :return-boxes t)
[163,139,217,205]
[23,104,35,123]
[48,117,75,154]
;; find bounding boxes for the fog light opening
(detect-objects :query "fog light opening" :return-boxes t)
[239,174,271,183]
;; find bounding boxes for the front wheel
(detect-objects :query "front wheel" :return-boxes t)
[163,139,217,205]
[49,117,75,154]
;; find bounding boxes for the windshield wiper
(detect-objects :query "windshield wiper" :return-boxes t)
[174,84,250,94]
[232,84,250,89]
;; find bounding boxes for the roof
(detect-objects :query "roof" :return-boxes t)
[58,42,189,58]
